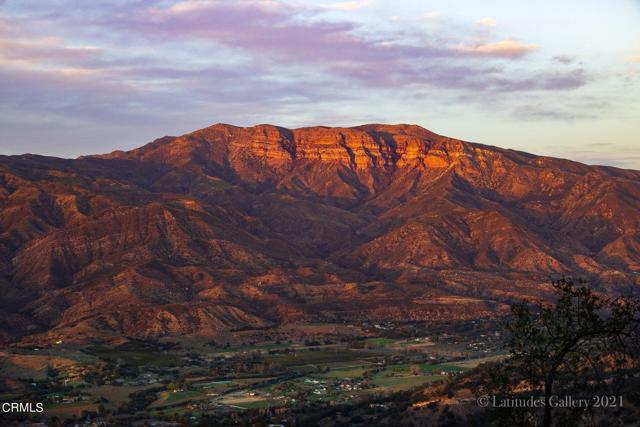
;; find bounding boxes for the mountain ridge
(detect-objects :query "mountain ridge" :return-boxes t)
[1,123,638,344]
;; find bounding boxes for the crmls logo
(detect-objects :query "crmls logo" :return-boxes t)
[1,402,44,413]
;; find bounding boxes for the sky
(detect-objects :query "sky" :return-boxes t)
[0,0,639,169]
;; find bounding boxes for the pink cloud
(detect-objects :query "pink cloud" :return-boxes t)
[477,17,497,27]
[0,38,101,68]
[457,40,539,59]
[98,0,544,87]
[321,0,374,11]
[0,0,597,151]
[0,14,102,71]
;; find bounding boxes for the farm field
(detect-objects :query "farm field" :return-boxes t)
[0,319,505,424]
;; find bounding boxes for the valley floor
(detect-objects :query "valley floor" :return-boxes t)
[0,319,504,425]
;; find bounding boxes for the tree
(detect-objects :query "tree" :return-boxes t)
[46,364,60,380]
[498,278,640,427]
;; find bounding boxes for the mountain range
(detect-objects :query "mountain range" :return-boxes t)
[1,123,639,343]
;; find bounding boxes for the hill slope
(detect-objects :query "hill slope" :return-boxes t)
[1,123,639,343]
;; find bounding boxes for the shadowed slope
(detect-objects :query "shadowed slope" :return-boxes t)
[1,123,639,343]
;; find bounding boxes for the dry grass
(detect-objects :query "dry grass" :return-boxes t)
[0,352,77,380]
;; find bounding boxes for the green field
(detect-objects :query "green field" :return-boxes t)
[420,363,468,374]
[236,398,282,409]
[450,353,507,368]
[368,363,452,391]
[191,380,233,392]
[165,390,203,405]
[372,375,442,391]
[268,349,377,367]
[319,366,369,379]
[221,342,295,353]
[191,377,272,393]
[85,345,174,367]
[0,331,499,421]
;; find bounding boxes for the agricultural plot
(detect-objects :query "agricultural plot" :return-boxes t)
[267,348,379,367]
[319,366,369,379]
[85,384,155,408]
[450,353,507,368]
[46,401,99,418]
[149,389,206,408]
[372,375,442,391]
[85,344,175,367]
[0,327,501,423]
[419,363,467,374]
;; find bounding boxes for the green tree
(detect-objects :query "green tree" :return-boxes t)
[46,364,60,380]
[489,278,640,427]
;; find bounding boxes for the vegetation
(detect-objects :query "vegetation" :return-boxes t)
[2,328,490,423]
[478,278,640,427]
[16,302,626,426]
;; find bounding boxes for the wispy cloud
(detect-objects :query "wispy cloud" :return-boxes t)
[390,11,439,22]
[92,1,546,85]
[0,1,592,105]
[456,40,539,58]
[0,0,629,161]
[0,37,102,70]
[477,17,497,27]
[321,0,373,11]
[552,55,574,65]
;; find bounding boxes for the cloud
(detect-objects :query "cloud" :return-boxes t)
[0,0,609,159]
[512,105,592,121]
[0,4,359,150]
[0,14,106,72]
[538,68,588,90]
[457,40,539,58]
[477,17,496,27]
[543,147,640,169]
[511,96,607,121]
[93,0,547,91]
[0,37,102,69]
[413,64,588,93]
[321,0,373,11]
[391,11,439,21]
[0,2,585,98]
[167,1,218,14]
[552,55,574,65]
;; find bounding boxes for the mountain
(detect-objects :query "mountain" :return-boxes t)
[1,123,639,343]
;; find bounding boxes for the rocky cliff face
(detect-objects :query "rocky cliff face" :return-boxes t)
[1,123,639,343]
